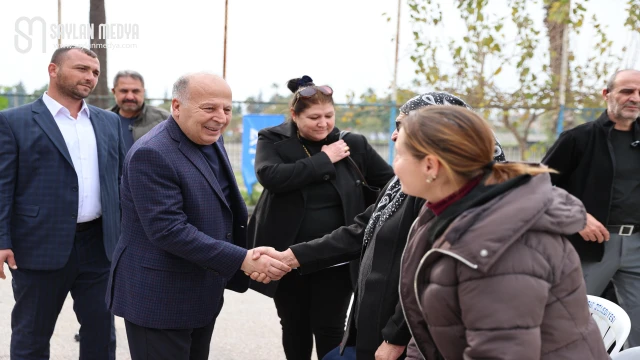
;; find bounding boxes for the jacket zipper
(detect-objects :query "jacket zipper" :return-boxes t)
[413,248,479,321]
[399,218,480,359]
[604,126,615,226]
[399,218,426,359]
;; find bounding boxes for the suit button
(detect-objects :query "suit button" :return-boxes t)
[323,175,330,181]
[355,180,361,186]
[72,186,78,192]
[71,213,77,218]
[226,233,232,239]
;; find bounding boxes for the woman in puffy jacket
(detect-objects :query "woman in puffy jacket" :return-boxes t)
[393,105,609,360]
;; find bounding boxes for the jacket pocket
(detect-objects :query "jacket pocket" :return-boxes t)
[13,204,39,217]
[140,253,199,273]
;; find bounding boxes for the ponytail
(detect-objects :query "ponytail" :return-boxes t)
[485,162,556,185]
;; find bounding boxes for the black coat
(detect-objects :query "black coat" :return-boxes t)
[542,111,640,262]
[248,121,394,297]
[290,178,425,359]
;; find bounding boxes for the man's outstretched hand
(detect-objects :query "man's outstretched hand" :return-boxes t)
[0,249,17,280]
[246,247,300,283]
[240,249,291,284]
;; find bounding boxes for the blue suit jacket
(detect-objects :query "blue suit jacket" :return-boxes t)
[0,97,125,270]
[107,117,250,329]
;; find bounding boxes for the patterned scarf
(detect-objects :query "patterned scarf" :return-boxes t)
[363,177,405,247]
[361,92,507,247]
[400,92,506,162]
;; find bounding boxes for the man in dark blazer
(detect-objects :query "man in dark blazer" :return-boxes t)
[0,46,124,359]
[106,72,290,360]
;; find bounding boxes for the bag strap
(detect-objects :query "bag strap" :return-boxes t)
[339,130,368,185]
[347,156,368,185]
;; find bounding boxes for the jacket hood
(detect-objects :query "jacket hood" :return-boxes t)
[440,172,586,273]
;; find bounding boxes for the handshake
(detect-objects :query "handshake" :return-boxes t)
[240,247,301,284]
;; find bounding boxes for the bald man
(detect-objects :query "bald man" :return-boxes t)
[106,73,291,359]
[543,69,640,347]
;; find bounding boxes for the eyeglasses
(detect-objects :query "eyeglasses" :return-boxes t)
[292,85,333,108]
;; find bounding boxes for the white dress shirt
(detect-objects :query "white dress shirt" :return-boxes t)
[43,92,102,223]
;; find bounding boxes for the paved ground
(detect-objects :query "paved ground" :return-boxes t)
[0,264,321,360]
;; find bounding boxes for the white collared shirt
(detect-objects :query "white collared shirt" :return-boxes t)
[42,92,102,223]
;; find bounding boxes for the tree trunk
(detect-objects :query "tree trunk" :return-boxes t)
[502,110,539,161]
[544,0,570,132]
[88,0,109,109]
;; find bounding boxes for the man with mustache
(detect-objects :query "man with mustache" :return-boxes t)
[0,46,125,359]
[543,69,640,347]
[109,70,169,153]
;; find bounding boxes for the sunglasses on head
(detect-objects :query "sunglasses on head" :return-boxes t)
[292,85,333,108]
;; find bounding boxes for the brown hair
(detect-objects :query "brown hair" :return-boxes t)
[286,76,334,115]
[401,106,554,185]
[50,46,97,66]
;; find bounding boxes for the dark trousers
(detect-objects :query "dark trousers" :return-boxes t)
[274,264,353,360]
[124,316,217,360]
[602,281,619,304]
[10,220,115,360]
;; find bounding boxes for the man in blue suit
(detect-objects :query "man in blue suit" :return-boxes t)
[106,72,291,359]
[0,46,124,359]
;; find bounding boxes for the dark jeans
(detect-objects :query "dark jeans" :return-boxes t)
[274,264,353,360]
[124,316,217,360]
[322,345,356,360]
[10,221,115,360]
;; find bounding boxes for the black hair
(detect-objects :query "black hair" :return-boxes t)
[287,75,334,115]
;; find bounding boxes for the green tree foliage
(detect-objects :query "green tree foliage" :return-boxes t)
[33,84,48,97]
[406,0,629,159]
[0,82,48,109]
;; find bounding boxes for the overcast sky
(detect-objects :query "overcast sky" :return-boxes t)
[1,0,638,103]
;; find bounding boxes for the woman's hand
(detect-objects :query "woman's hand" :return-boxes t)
[322,140,350,163]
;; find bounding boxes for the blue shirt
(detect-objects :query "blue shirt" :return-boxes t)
[199,143,232,206]
[118,114,135,153]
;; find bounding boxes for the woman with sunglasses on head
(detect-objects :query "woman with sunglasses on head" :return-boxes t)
[394,106,608,360]
[250,92,506,360]
[247,75,395,360]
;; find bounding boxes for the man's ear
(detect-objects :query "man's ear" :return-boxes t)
[47,63,58,78]
[171,99,181,118]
